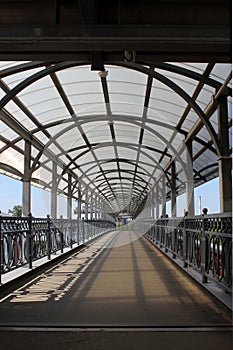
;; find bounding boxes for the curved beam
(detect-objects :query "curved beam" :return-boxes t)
[32,114,183,180]
[113,61,221,155]
[0,60,225,213]
[0,61,47,79]
[99,180,145,194]
[80,161,156,184]
[0,61,229,94]
[0,162,23,178]
[0,60,222,157]
[151,62,231,94]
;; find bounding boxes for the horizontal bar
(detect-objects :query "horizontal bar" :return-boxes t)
[0,25,230,62]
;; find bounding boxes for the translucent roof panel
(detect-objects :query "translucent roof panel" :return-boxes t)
[0,148,24,174]
[0,61,231,216]
[169,63,208,74]
[182,110,199,131]
[114,122,140,143]
[150,80,187,125]
[2,66,44,90]
[4,102,36,130]
[210,64,232,84]
[156,69,198,96]
[0,120,19,139]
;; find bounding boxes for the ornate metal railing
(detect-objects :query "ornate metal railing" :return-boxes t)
[0,214,115,283]
[133,213,232,293]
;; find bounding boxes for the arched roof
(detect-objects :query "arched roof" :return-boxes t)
[0,61,231,216]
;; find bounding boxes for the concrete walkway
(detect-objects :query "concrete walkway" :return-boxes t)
[0,231,232,349]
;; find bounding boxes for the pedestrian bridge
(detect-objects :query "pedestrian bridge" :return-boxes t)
[0,1,232,348]
[0,216,232,349]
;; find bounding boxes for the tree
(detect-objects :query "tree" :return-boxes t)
[8,205,22,217]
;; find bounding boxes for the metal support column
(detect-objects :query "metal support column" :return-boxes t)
[95,195,98,220]
[101,200,104,220]
[90,192,93,220]
[186,140,194,216]
[90,191,93,238]
[67,173,72,220]
[77,182,82,219]
[171,161,177,217]
[161,174,166,218]
[151,189,155,219]
[85,191,88,220]
[218,96,232,212]
[51,161,57,219]
[22,140,31,217]
[155,182,160,219]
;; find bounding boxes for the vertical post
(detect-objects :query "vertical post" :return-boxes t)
[84,191,89,241]
[151,189,155,220]
[85,192,88,220]
[51,161,57,219]
[99,200,102,220]
[60,215,64,253]
[183,216,188,268]
[159,217,162,248]
[149,192,152,229]
[217,95,232,212]
[82,218,85,243]
[95,195,98,220]
[186,140,194,216]
[90,192,93,220]
[201,215,208,283]
[155,182,160,219]
[151,189,155,241]
[22,141,31,217]
[171,161,177,218]
[70,218,73,249]
[90,191,93,238]
[67,173,72,220]
[47,215,51,260]
[161,174,166,218]
[198,196,202,215]
[77,215,80,245]
[28,213,33,269]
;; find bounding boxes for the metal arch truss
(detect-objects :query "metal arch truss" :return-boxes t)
[0,60,232,217]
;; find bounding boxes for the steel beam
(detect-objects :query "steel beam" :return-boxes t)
[218,96,232,213]
[0,25,230,62]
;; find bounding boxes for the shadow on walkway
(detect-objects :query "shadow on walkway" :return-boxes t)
[0,231,231,328]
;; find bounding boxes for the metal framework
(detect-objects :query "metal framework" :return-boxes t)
[137,212,232,293]
[0,214,115,284]
[0,0,232,219]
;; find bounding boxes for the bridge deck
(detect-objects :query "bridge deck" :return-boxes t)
[0,231,232,349]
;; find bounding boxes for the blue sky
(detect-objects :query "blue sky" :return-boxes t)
[0,173,220,217]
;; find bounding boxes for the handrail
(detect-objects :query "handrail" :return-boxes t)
[132,213,232,293]
[0,215,116,284]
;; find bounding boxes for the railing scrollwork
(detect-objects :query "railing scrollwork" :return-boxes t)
[134,213,232,293]
[0,214,115,284]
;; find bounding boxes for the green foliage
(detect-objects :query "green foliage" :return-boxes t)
[8,205,22,217]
